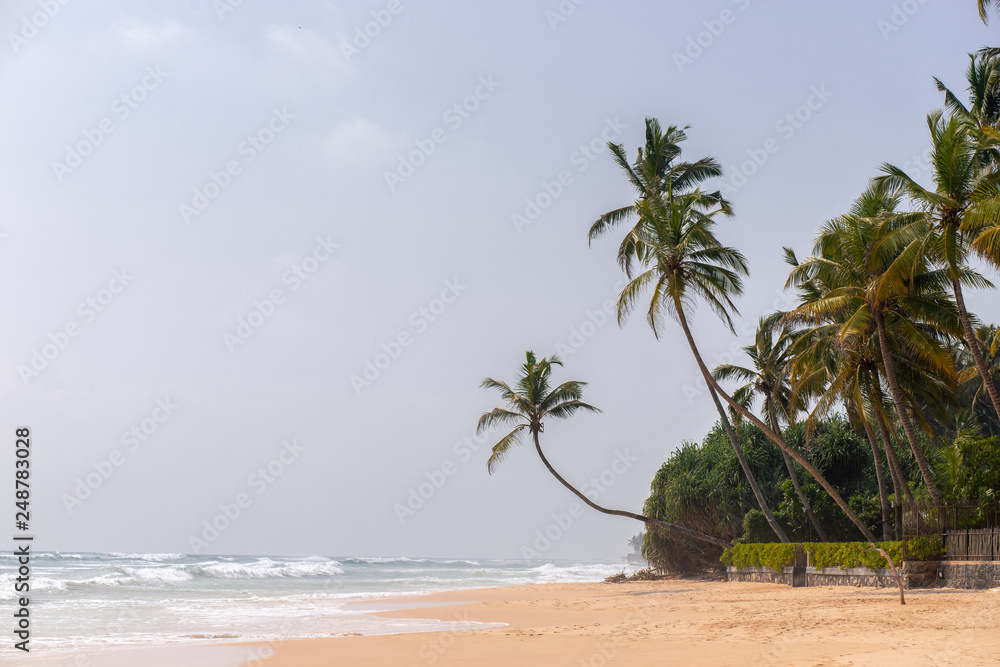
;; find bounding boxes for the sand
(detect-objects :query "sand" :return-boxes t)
[241,580,1000,666]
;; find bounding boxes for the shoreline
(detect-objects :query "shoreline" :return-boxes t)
[239,580,1000,666]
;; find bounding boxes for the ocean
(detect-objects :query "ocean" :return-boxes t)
[0,552,632,660]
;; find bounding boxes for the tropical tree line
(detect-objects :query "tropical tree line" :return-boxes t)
[478,38,1000,564]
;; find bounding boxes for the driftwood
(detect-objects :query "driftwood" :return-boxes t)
[861,544,905,605]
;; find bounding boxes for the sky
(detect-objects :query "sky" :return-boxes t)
[1,0,996,561]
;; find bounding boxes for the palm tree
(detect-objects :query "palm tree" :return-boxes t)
[935,53,1000,140]
[787,317,899,540]
[587,118,731,277]
[979,0,1000,23]
[786,185,962,508]
[713,316,829,541]
[478,351,730,549]
[615,192,876,541]
[589,122,787,542]
[876,112,1000,426]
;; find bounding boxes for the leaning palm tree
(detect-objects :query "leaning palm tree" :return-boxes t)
[616,192,876,541]
[876,112,1000,425]
[479,351,730,549]
[588,123,787,541]
[713,315,829,541]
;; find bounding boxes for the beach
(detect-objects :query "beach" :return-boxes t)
[243,580,1000,666]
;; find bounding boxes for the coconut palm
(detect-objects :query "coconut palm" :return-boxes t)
[713,316,829,541]
[786,185,962,507]
[587,118,731,277]
[936,53,1000,137]
[478,351,730,549]
[615,192,876,541]
[979,0,1000,23]
[876,112,1000,426]
[589,123,787,541]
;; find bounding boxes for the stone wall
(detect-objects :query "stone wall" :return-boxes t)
[938,561,1000,589]
[726,561,946,589]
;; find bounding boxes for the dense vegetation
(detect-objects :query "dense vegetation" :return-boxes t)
[481,9,1000,573]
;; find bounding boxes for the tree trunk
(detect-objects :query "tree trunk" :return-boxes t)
[707,386,790,543]
[674,300,877,542]
[861,413,893,541]
[530,430,731,549]
[953,277,1000,420]
[766,402,827,541]
[875,402,914,504]
[874,404,908,540]
[873,310,943,506]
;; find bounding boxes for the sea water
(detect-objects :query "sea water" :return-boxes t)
[0,552,630,658]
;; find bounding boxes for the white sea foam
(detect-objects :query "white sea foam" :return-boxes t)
[191,557,345,579]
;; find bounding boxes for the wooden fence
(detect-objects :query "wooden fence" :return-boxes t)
[945,527,1000,561]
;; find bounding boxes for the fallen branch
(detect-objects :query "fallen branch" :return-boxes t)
[861,544,905,605]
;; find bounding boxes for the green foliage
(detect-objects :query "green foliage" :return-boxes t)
[720,542,796,572]
[740,509,774,544]
[721,537,944,572]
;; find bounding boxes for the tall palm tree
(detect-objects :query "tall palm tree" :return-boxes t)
[589,122,787,541]
[587,118,731,277]
[876,112,1000,426]
[979,0,1000,23]
[615,192,876,541]
[713,316,829,541]
[786,185,962,507]
[478,351,730,549]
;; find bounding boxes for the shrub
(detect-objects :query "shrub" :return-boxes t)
[721,537,943,572]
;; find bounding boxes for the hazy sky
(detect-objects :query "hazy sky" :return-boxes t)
[2,1,996,560]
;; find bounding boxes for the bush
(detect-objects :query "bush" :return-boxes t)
[721,537,943,572]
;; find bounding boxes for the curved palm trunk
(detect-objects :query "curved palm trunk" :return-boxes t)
[860,414,893,541]
[873,310,943,506]
[674,301,877,542]
[952,278,1000,420]
[708,387,789,542]
[530,430,731,549]
[766,403,828,542]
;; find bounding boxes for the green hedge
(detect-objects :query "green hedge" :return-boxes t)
[721,537,943,572]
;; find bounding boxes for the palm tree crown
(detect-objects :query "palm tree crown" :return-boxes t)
[478,351,600,474]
